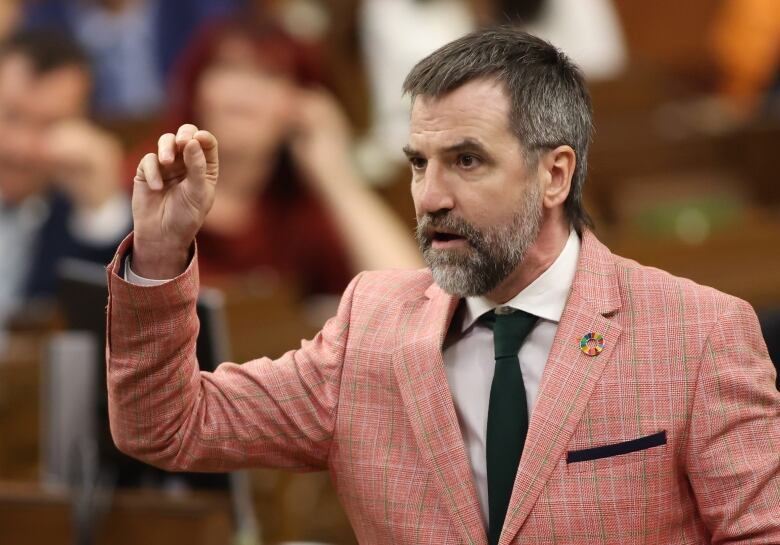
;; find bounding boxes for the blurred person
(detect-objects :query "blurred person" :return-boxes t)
[467,0,627,78]
[357,0,626,182]
[109,27,779,544]
[23,0,243,117]
[157,18,420,293]
[358,0,476,181]
[710,0,780,118]
[0,30,130,326]
[517,0,627,80]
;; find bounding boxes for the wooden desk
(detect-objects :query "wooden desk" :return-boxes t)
[0,482,232,545]
[0,334,44,481]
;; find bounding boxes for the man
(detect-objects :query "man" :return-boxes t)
[0,30,130,325]
[23,0,242,117]
[107,28,780,544]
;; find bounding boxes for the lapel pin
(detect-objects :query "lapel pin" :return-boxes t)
[580,332,605,356]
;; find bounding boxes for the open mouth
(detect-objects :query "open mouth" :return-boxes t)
[432,232,465,242]
[428,230,469,249]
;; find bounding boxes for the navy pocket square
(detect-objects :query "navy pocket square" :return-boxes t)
[566,430,667,464]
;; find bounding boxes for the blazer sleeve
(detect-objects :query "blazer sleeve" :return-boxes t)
[685,296,780,542]
[106,235,357,473]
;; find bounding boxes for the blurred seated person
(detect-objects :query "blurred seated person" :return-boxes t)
[510,0,626,81]
[358,0,476,181]
[0,30,131,326]
[23,0,242,118]
[466,0,626,79]
[155,18,421,294]
[357,0,626,181]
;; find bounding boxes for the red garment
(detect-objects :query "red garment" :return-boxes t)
[196,187,352,295]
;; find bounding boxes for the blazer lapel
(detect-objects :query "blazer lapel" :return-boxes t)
[501,231,624,544]
[393,283,488,545]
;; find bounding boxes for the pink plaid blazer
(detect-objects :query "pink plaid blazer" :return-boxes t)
[106,231,780,544]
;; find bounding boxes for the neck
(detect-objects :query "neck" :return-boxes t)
[485,217,571,304]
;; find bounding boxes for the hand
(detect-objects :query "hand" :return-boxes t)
[289,89,355,191]
[131,124,219,279]
[44,119,124,211]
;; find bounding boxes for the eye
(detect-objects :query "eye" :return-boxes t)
[409,156,427,171]
[457,154,481,169]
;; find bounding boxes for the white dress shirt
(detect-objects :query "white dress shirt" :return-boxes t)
[442,229,580,526]
[125,258,168,286]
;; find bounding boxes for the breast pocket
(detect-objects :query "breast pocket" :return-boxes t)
[566,430,668,468]
[540,429,676,544]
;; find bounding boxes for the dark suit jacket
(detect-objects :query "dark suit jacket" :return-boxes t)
[24,190,129,299]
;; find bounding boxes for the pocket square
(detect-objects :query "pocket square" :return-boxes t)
[567,430,667,464]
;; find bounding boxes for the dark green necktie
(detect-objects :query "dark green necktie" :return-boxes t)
[481,307,538,545]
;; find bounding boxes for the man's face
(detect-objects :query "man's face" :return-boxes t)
[0,53,89,203]
[407,78,543,297]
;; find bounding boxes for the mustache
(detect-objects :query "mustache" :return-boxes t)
[415,213,482,247]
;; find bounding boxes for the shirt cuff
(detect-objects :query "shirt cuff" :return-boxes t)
[124,255,173,287]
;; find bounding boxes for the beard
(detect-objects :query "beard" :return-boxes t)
[415,184,543,297]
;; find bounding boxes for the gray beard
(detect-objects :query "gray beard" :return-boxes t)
[415,187,543,297]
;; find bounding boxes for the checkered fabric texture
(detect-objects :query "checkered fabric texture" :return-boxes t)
[106,231,780,544]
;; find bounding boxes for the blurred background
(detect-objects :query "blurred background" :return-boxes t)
[0,0,778,544]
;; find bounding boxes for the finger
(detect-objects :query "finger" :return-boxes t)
[194,130,218,167]
[182,139,207,189]
[157,133,176,164]
[175,124,199,149]
[136,152,163,191]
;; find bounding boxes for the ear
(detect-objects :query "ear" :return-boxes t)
[538,145,576,210]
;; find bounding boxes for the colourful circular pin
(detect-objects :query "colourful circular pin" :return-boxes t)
[580,332,605,356]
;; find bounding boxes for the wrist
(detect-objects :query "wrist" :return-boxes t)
[131,238,191,280]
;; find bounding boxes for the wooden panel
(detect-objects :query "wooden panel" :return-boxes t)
[251,469,357,544]
[613,0,722,76]
[601,211,780,310]
[0,483,232,545]
[210,277,320,363]
[0,334,44,481]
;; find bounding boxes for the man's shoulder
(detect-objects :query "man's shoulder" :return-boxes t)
[580,230,744,312]
[608,247,749,317]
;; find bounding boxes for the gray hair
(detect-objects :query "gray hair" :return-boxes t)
[403,26,594,232]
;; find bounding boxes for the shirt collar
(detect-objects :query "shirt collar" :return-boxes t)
[461,229,581,330]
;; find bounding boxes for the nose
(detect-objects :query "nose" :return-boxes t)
[413,161,455,217]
